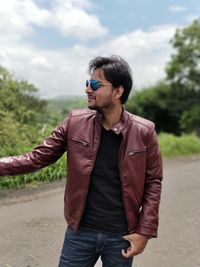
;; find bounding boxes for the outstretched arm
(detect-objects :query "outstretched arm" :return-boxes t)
[0,117,69,176]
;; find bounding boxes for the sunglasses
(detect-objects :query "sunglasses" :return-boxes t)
[86,79,112,91]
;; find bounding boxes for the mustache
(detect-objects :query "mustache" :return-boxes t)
[87,94,95,99]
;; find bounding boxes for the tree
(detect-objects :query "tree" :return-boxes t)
[0,66,47,125]
[126,82,180,134]
[166,19,200,134]
[0,66,48,155]
[180,106,200,135]
[166,19,200,91]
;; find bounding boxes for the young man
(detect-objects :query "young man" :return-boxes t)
[0,56,163,267]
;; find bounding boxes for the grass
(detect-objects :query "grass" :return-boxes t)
[158,133,200,157]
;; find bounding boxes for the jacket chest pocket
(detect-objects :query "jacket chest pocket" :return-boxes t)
[128,150,146,158]
[71,137,89,148]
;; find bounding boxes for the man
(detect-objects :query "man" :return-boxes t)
[0,55,163,267]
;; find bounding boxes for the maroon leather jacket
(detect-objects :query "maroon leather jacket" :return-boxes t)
[0,109,163,237]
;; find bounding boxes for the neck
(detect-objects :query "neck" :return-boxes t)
[102,105,123,130]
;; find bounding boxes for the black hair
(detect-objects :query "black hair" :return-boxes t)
[88,55,133,104]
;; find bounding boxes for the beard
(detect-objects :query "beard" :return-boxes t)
[88,101,115,114]
[87,93,116,113]
[88,103,103,113]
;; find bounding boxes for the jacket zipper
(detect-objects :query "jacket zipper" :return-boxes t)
[71,138,89,147]
[128,150,146,157]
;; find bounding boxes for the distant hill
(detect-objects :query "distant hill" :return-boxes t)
[45,95,87,125]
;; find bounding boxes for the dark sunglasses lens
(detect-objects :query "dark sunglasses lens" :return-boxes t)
[90,80,99,91]
[86,80,99,91]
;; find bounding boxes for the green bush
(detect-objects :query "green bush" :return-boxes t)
[158,133,200,157]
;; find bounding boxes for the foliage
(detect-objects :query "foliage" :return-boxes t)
[165,18,200,134]
[166,19,200,91]
[180,106,200,135]
[126,81,200,135]
[158,133,200,158]
[126,82,175,133]
[0,115,38,153]
[0,66,47,125]
[0,65,49,153]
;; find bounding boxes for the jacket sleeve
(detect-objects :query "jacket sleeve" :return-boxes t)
[136,125,163,238]
[0,117,69,177]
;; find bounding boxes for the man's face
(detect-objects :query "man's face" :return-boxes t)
[85,68,116,112]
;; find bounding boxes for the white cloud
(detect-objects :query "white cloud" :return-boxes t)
[0,0,32,40]
[51,0,108,39]
[169,5,187,13]
[31,55,53,70]
[0,0,108,42]
[0,0,51,41]
[16,0,51,26]
[68,0,94,10]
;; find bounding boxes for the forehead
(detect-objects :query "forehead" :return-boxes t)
[91,68,106,81]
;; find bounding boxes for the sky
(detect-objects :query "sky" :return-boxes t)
[0,0,199,98]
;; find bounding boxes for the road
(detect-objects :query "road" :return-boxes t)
[0,155,200,267]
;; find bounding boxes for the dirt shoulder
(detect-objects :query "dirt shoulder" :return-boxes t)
[0,179,66,206]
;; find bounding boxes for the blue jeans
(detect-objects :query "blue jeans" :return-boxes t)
[58,227,133,267]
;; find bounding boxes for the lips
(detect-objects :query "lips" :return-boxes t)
[87,94,95,100]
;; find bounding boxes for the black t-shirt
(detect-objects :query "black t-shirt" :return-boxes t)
[80,127,128,234]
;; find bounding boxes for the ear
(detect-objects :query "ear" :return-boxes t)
[114,86,124,100]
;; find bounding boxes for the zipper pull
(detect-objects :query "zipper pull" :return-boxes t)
[81,141,89,147]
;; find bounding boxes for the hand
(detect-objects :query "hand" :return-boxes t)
[122,233,148,258]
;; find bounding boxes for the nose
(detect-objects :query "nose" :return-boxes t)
[85,83,93,94]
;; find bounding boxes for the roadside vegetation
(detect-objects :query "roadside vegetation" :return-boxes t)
[158,133,200,158]
[0,19,200,189]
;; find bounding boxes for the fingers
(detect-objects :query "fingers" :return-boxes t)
[121,241,135,258]
[122,236,136,258]
[122,235,146,258]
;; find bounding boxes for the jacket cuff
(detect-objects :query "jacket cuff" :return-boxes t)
[136,224,158,238]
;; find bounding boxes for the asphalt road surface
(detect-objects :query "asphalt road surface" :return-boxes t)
[0,155,200,267]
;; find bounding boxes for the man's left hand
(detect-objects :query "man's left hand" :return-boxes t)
[122,233,148,258]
